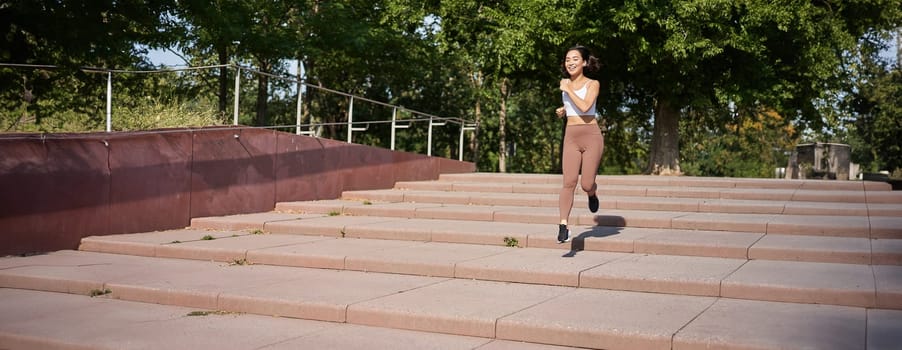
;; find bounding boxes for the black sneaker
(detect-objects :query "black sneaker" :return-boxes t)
[557,224,570,243]
[588,194,599,213]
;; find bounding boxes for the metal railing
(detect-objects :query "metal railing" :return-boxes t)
[1,62,478,161]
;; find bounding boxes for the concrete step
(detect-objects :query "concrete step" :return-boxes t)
[433,172,897,191]
[272,199,902,239]
[405,173,902,204]
[1,288,569,350]
[2,250,900,350]
[397,182,902,205]
[75,231,902,309]
[181,212,902,265]
[342,189,902,217]
[6,173,900,349]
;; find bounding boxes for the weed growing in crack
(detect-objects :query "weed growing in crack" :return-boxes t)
[229,258,250,266]
[90,288,111,297]
[503,237,520,248]
[186,310,235,317]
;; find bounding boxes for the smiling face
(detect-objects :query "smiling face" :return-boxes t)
[563,49,585,78]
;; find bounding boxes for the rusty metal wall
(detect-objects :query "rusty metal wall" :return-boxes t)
[189,128,278,218]
[0,134,111,254]
[0,128,475,256]
[108,132,193,234]
[274,132,331,202]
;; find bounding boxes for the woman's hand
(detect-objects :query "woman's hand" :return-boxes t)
[559,79,570,92]
[555,106,566,118]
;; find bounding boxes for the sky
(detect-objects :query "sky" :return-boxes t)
[145,47,302,76]
[147,49,185,67]
[146,48,184,66]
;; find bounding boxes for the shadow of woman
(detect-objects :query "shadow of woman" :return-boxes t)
[562,216,624,257]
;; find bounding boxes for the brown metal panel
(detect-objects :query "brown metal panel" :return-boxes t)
[107,132,192,234]
[189,128,277,218]
[274,133,326,202]
[438,157,476,174]
[0,135,110,255]
[0,127,477,256]
[392,151,440,183]
[341,143,396,192]
[315,138,352,199]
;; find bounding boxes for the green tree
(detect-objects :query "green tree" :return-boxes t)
[435,0,576,172]
[175,0,300,126]
[1,0,174,131]
[173,0,246,118]
[847,59,902,173]
[681,107,797,177]
[297,1,445,142]
[552,0,902,174]
[433,1,498,168]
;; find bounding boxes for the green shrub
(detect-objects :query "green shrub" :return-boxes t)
[112,98,222,131]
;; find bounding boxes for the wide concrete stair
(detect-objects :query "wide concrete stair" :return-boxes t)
[3,173,902,349]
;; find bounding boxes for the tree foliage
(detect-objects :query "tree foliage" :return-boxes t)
[681,107,798,177]
[1,0,175,131]
[846,52,902,173]
[553,0,902,174]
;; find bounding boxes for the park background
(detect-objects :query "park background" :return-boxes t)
[2,0,900,178]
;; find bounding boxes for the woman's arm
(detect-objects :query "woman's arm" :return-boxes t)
[560,79,600,114]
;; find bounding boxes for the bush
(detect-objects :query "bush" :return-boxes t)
[113,98,223,131]
[2,98,223,133]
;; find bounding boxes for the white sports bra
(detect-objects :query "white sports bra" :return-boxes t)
[562,83,597,117]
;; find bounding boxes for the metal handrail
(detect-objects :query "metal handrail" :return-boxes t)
[1,62,478,161]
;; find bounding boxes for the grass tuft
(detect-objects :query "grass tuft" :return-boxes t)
[503,237,520,248]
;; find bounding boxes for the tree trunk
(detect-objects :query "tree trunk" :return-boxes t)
[498,78,509,173]
[217,47,229,119]
[302,57,322,137]
[471,98,481,165]
[646,97,682,175]
[469,70,483,167]
[254,61,271,127]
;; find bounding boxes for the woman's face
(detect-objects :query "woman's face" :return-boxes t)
[564,50,584,77]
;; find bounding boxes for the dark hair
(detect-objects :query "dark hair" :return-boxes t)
[560,45,600,79]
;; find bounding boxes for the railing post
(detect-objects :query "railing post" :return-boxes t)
[347,96,354,143]
[295,63,303,135]
[458,120,463,161]
[459,120,477,162]
[105,71,112,132]
[233,65,240,125]
[391,107,397,150]
[391,108,410,151]
[428,116,447,157]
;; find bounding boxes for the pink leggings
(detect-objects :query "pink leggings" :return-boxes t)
[559,123,604,222]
